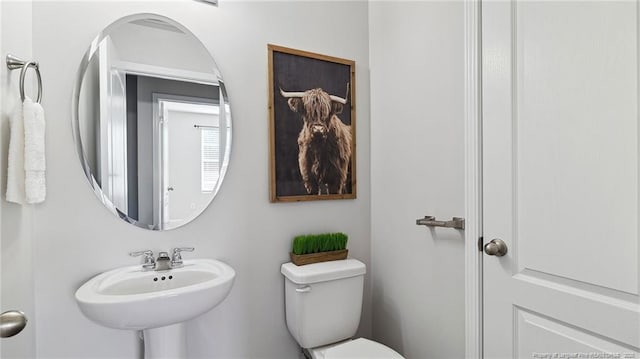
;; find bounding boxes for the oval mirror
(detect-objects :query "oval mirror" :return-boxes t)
[72,14,232,231]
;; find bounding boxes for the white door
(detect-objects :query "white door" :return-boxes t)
[482,1,640,358]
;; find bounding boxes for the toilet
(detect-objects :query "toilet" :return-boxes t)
[281,259,404,359]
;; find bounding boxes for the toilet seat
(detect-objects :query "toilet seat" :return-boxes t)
[311,338,404,359]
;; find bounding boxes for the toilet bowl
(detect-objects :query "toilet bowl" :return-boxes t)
[281,259,405,359]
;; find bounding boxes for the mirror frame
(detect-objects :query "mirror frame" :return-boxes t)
[71,13,232,231]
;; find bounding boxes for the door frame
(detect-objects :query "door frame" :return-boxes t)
[464,0,483,358]
[151,93,217,230]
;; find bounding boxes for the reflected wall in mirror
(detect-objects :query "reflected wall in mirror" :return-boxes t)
[73,14,232,231]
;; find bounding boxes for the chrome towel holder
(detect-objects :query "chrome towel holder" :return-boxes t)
[6,54,42,103]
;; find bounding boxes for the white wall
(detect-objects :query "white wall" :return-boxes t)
[369,2,466,358]
[0,1,36,358]
[5,1,371,358]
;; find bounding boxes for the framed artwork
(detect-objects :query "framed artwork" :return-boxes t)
[268,44,356,202]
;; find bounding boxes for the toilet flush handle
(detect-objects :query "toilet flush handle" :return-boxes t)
[295,285,312,293]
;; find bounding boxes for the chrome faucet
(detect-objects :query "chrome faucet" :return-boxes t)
[155,252,172,271]
[130,248,195,271]
[171,247,195,268]
[129,250,156,271]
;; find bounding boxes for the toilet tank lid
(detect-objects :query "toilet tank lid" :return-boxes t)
[281,259,366,284]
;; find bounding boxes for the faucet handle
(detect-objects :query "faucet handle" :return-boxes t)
[171,247,195,267]
[129,250,155,270]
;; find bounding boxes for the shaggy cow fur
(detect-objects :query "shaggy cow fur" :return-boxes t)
[285,88,352,195]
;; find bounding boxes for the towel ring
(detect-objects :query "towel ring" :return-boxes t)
[19,62,42,103]
[6,54,42,103]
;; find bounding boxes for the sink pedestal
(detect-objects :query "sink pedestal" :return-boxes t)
[143,323,186,359]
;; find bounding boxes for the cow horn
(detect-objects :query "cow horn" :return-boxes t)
[279,88,305,98]
[329,82,350,105]
[329,95,347,105]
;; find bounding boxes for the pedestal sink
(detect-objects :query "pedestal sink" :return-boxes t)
[75,259,235,359]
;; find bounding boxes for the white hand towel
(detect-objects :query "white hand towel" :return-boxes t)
[23,97,46,204]
[6,100,25,204]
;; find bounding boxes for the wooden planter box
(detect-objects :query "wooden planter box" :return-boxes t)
[290,249,348,266]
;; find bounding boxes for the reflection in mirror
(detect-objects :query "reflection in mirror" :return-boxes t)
[73,14,231,230]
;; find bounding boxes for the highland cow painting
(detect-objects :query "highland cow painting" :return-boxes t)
[268,45,356,202]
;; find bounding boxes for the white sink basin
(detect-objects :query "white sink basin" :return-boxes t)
[75,259,235,330]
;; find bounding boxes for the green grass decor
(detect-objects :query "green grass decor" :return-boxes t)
[292,232,348,255]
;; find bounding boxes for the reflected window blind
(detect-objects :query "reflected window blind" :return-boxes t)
[201,128,220,192]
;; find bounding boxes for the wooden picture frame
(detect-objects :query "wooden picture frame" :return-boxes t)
[268,44,356,202]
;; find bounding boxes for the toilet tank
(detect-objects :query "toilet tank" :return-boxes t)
[281,259,366,349]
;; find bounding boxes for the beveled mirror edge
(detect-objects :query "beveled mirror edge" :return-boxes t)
[212,79,232,197]
[71,12,233,231]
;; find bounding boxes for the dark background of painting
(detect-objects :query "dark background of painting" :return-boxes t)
[272,50,353,197]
